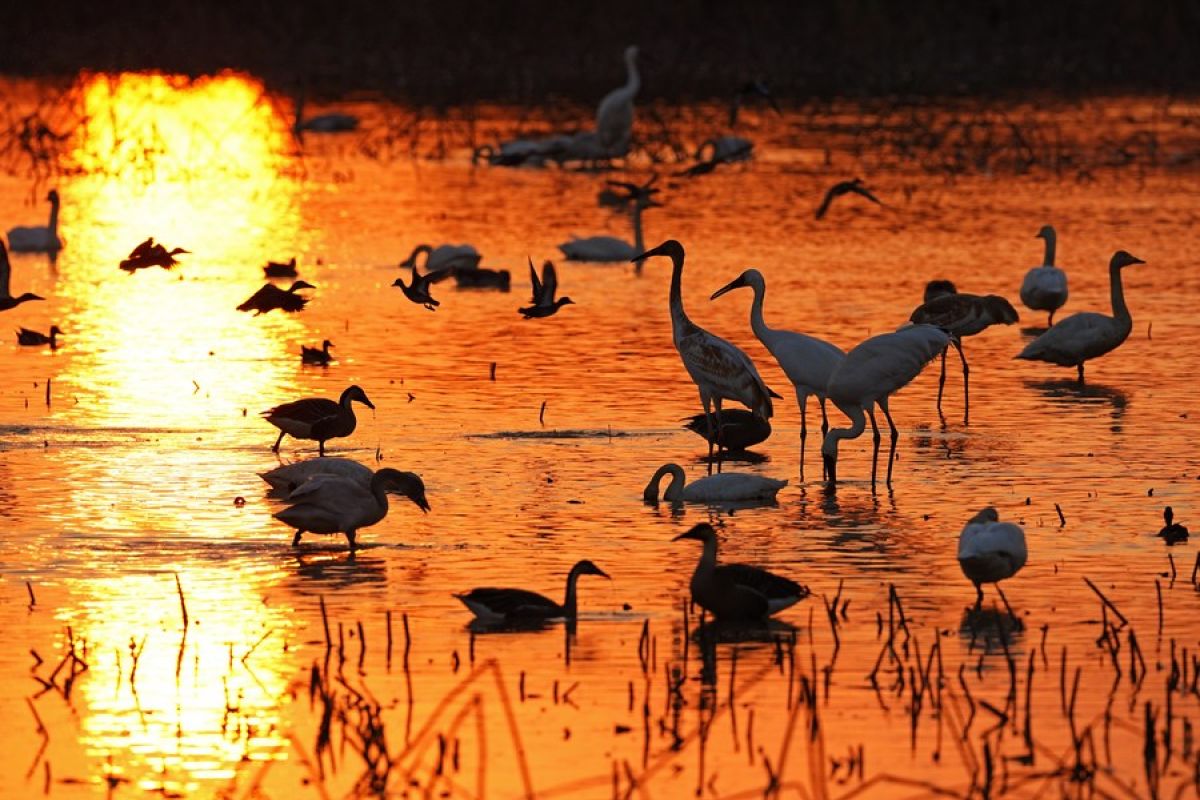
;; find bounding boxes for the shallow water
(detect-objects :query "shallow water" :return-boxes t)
[0,73,1199,798]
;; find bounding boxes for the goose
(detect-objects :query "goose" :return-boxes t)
[7,190,62,252]
[119,237,189,272]
[632,240,779,465]
[558,178,660,263]
[264,257,298,278]
[674,523,809,621]
[822,324,951,487]
[262,384,374,455]
[260,456,373,498]
[712,269,846,478]
[237,280,314,315]
[400,244,481,273]
[1019,225,1069,326]
[815,178,884,220]
[393,261,454,310]
[519,258,574,318]
[595,45,640,158]
[1016,251,1143,383]
[643,463,786,504]
[0,240,44,312]
[1158,507,1188,545]
[957,507,1026,613]
[301,339,334,366]
[455,560,610,623]
[17,325,61,348]
[682,409,771,451]
[274,468,429,552]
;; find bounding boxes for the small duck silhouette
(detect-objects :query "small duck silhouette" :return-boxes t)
[1158,506,1189,545]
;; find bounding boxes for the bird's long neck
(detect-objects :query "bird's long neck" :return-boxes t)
[662,464,686,501]
[1042,230,1056,266]
[667,253,692,340]
[624,52,641,97]
[368,474,391,514]
[562,567,583,617]
[47,197,59,237]
[1109,262,1131,326]
[822,404,867,459]
[747,281,773,342]
[694,534,718,581]
[339,390,356,411]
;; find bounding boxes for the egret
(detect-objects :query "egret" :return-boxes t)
[643,463,786,504]
[400,244,482,273]
[119,237,189,272]
[262,384,374,455]
[815,178,883,220]
[1020,225,1069,326]
[822,324,951,488]
[0,241,43,312]
[519,258,574,319]
[274,468,428,552]
[260,456,373,498]
[595,45,640,158]
[393,261,454,310]
[237,280,314,315]
[7,190,62,252]
[301,339,334,366]
[16,325,61,348]
[674,523,809,621]
[559,177,660,263]
[632,240,779,466]
[957,507,1026,616]
[455,560,610,623]
[1015,251,1143,383]
[712,268,845,478]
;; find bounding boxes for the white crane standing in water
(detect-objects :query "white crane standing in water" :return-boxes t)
[1020,225,1069,327]
[595,46,640,158]
[633,240,779,468]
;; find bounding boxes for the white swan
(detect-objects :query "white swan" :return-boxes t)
[957,507,1027,610]
[558,182,657,262]
[274,468,429,552]
[260,457,373,497]
[643,463,786,504]
[7,190,62,252]
[400,243,482,273]
[595,45,640,158]
[1019,225,1069,326]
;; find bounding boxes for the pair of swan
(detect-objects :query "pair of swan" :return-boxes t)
[262,384,374,455]
[643,463,786,504]
[7,190,62,253]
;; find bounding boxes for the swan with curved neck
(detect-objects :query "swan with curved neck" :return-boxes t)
[643,463,786,504]
[595,45,640,157]
[400,243,481,273]
[1019,225,1069,326]
[1016,250,1142,383]
[455,560,610,623]
[274,467,429,552]
[7,190,62,253]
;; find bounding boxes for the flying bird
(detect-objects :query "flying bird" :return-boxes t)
[519,258,574,318]
[237,280,314,315]
[119,237,189,272]
[1019,225,1069,327]
[815,178,883,220]
[393,261,454,310]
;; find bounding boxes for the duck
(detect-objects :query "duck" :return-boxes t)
[400,244,481,273]
[957,507,1027,612]
[1019,225,1069,326]
[455,560,610,623]
[674,523,809,621]
[264,257,298,278]
[519,258,574,319]
[7,190,62,252]
[259,456,373,498]
[393,262,453,310]
[274,468,429,552]
[815,178,884,220]
[595,45,640,158]
[301,339,334,366]
[16,325,61,348]
[1158,507,1188,545]
[682,409,771,451]
[453,266,511,290]
[643,463,786,504]
[237,280,315,315]
[119,237,189,272]
[559,178,659,263]
[0,240,44,312]
[262,384,374,455]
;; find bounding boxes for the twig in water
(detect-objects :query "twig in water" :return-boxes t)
[26,581,35,609]
[1055,503,1066,526]
[539,401,547,425]
[174,572,188,629]
[1083,576,1129,627]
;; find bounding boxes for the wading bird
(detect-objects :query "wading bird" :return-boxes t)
[7,190,62,252]
[262,384,374,455]
[643,463,786,504]
[559,177,660,263]
[237,280,314,315]
[822,324,951,488]
[957,507,1026,617]
[674,523,809,621]
[119,237,189,272]
[712,268,845,478]
[264,257,298,278]
[683,409,771,451]
[1016,251,1143,383]
[632,240,779,466]
[393,262,454,310]
[519,258,574,319]
[595,45,640,158]
[260,457,373,498]
[16,325,60,348]
[274,468,428,552]
[1020,225,1069,326]
[455,560,610,623]
[301,339,334,366]
[400,243,481,273]
[815,178,883,220]
[0,241,44,312]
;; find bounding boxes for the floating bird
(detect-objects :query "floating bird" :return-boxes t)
[690,80,780,167]
[393,262,454,310]
[909,290,1019,422]
[1020,225,1069,326]
[822,324,951,487]
[262,384,374,455]
[814,178,883,220]
[16,325,60,348]
[293,90,359,136]
[633,240,779,465]
[595,45,640,158]
[301,339,334,366]
[237,280,315,315]
[957,507,1027,615]
[264,257,298,278]
[674,523,809,621]
[643,463,786,504]
[274,468,428,552]
[519,258,574,319]
[400,244,481,273]
[471,134,573,168]
[712,269,845,477]
[1015,251,1143,383]
[1158,507,1188,545]
[260,456,373,498]
[559,177,660,263]
[119,237,190,272]
[7,190,62,252]
[0,240,43,312]
[453,266,511,290]
[683,409,771,451]
[455,560,610,623]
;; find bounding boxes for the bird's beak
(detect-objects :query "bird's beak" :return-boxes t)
[391,278,404,287]
[710,276,744,300]
[363,396,376,410]
[631,244,663,263]
[415,494,431,513]
[1130,256,1146,265]
[595,567,611,579]
[671,531,696,542]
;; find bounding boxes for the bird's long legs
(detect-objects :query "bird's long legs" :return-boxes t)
[797,390,808,481]
[292,529,305,547]
[936,347,947,413]
[272,430,285,452]
[345,529,357,553]
[1076,363,1085,384]
[866,405,881,489]
[878,397,899,487]
[701,392,715,474]
[712,398,725,473]
[973,582,984,612]
[819,397,831,481]
[950,337,969,425]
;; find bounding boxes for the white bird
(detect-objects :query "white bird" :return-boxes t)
[632,240,780,465]
[259,457,373,498]
[674,523,809,621]
[7,190,62,253]
[643,463,786,504]
[1019,225,1069,326]
[558,179,659,263]
[1016,250,1143,383]
[400,244,482,273]
[455,560,610,623]
[595,45,640,158]
[0,240,44,312]
[957,506,1027,614]
[822,324,951,488]
[274,468,429,552]
[711,269,845,478]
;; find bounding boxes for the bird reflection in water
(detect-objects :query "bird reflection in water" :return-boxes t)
[287,551,388,589]
[1024,378,1128,430]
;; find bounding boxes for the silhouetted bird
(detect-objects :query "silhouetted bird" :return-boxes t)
[17,325,61,348]
[923,279,958,303]
[0,240,44,312]
[453,267,511,290]
[815,178,884,220]
[301,339,334,366]
[238,280,314,315]
[519,258,574,319]
[262,384,374,455]
[1158,507,1188,545]
[393,262,454,310]
[264,257,298,278]
[119,237,190,272]
[683,409,771,451]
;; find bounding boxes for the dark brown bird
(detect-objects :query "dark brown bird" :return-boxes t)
[264,257,298,278]
[674,523,809,621]
[393,262,454,310]
[238,280,314,315]
[262,384,374,455]
[453,267,511,290]
[455,560,610,623]
[17,325,61,348]
[119,237,190,272]
[1159,507,1188,545]
[683,409,771,451]
[815,178,884,220]
[0,240,43,312]
[519,258,574,319]
[301,339,334,366]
